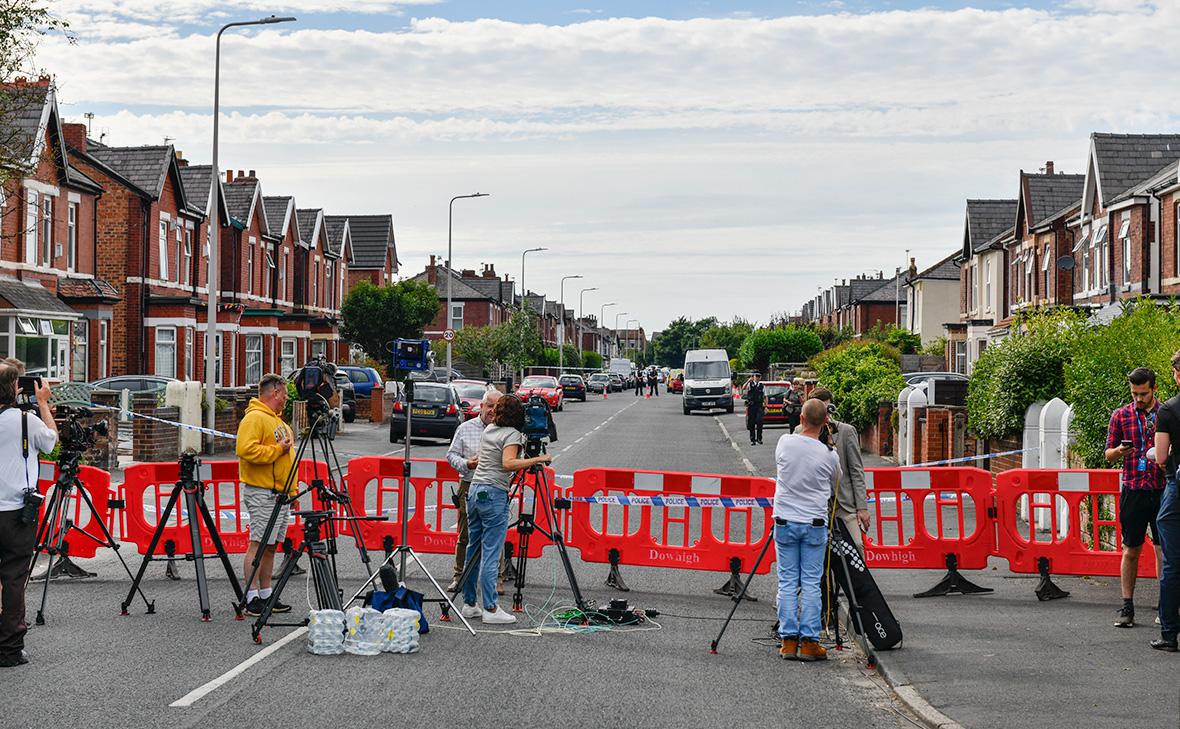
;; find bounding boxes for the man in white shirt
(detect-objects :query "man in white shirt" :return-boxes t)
[445,388,501,591]
[773,398,840,662]
[0,360,58,668]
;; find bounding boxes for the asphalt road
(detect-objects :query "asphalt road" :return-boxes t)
[7,388,922,729]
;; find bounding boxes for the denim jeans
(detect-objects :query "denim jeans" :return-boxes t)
[1159,477,1180,640]
[775,521,828,640]
[463,484,509,611]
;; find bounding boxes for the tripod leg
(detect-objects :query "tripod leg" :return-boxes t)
[403,547,476,636]
[322,433,374,578]
[32,487,73,625]
[27,485,63,582]
[252,543,305,644]
[121,485,183,615]
[73,478,152,611]
[240,493,289,609]
[196,495,245,615]
[511,521,531,613]
[311,548,342,611]
[709,529,776,654]
[537,472,589,612]
[184,488,211,621]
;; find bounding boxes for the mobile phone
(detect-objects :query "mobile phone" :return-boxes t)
[1120,439,1133,449]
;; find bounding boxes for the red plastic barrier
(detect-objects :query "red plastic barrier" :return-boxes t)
[36,461,118,558]
[863,467,994,571]
[995,469,1154,578]
[567,468,774,573]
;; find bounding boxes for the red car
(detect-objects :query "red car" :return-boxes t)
[667,370,684,394]
[516,375,564,411]
[452,379,493,421]
[760,381,799,426]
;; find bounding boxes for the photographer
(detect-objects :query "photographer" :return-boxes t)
[445,388,503,591]
[236,373,295,617]
[773,398,840,662]
[459,395,551,625]
[0,360,58,668]
[807,388,869,556]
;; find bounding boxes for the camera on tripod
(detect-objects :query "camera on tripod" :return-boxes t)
[55,405,108,454]
[293,357,338,415]
[389,338,430,372]
[522,394,558,458]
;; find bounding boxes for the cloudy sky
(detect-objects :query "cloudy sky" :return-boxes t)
[33,0,1180,332]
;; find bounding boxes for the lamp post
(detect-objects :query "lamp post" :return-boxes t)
[577,286,598,358]
[207,14,296,437]
[558,274,583,375]
[445,192,488,383]
[520,247,547,309]
[626,318,639,363]
[613,311,629,359]
[599,302,616,361]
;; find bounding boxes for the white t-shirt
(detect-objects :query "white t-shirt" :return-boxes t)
[773,433,840,525]
[0,407,59,511]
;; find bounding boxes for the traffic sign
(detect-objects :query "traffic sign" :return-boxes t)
[443,329,456,341]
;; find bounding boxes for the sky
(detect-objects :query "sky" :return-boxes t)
[31,0,1180,332]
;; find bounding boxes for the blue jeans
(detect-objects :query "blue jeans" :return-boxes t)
[463,484,509,611]
[1159,478,1180,640]
[775,521,828,640]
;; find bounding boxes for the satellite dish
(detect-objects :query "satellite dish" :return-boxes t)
[1056,255,1076,271]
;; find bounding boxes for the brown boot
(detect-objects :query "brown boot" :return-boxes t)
[797,638,827,662]
[779,636,799,660]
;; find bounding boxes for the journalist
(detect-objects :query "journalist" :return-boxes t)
[445,388,503,591]
[773,398,840,662]
[459,395,551,625]
[236,373,295,617]
[0,360,58,668]
[1150,354,1180,652]
[807,388,870,555]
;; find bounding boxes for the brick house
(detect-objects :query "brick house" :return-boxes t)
[333,214,397,291]
[847,270,906,335]
[295,208,347,365]
[1008,163,1083,316]
[953,199,1016,374]
[0,78,114,381]
[1137,161,1180,295]
[616,327,647,355]
[904,254,959,347]
[410,257,516,343]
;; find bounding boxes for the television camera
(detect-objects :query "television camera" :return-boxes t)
[293,357,338,415]
[521,394,558,457]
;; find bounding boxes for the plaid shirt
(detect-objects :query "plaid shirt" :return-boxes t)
[1106,401,1165,491]
[447,416,487,481]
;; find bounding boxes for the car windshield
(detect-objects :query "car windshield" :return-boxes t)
[764,385,793,397]
[522,377,557,388]
[559,376,581,384]
[589,374,609,381]
[347,371,368,383]
[454,384,486,399]
[412,386,450,404]
[685,361,730,380]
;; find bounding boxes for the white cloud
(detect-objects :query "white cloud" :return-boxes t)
[55,0,441,26]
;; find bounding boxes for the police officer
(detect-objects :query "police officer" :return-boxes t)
[647,367,658,397]
[743,372,766,445]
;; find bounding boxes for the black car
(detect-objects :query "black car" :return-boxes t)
[586,373,611,394]
[335,372,357,423]
[389,382,462,442]
[558,374,587,401]
[408,367,465,383]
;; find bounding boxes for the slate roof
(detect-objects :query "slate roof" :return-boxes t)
[178,165,214,215]
[911,253,960,282]
[858,271,908,304]
[408,268,488,300]
[1133,160,1180,196]
[965,199,1018,253]
[1026,174,1084,229]
[223,179,258,227]
[0,83,50,165]
[296,209,321,249]
[323,215,349,257]
[88,145,172,200]
[0,279,78,316]
[262,196,292,238]
[1092,133,1180,205]
[57,277,121,301]
[463,276,514,304]
[341,215,394,269]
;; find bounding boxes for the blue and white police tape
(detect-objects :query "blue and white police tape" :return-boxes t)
[86,403,239,440]
[906,446,1036,468]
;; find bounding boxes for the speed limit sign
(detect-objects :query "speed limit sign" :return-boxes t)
[443,329,456,341]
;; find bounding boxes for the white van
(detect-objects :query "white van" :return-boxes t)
[682,348,733,414]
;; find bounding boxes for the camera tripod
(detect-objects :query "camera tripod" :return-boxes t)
[120,452,244,621]
[28,445,150,626]
[251,510,348,642]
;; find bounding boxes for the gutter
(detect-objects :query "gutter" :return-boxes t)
[140,197,150,373]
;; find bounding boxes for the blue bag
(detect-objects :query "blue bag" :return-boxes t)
[367,587,429,634]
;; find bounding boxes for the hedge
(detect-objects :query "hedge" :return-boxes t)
[811,341,905,432]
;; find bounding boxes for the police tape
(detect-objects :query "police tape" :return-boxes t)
[906,446,1036,468]
[86,403,239,440]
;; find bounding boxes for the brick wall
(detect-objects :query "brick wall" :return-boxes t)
[983,434,1024,476]
[859,401,894,457]
[130,395,180,462]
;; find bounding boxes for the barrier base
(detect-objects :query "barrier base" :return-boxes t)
[606,548,630,592]
[714,557,757,601]
[1034,557,1070,601]
[912,554,993,598]
[30,555,96,581]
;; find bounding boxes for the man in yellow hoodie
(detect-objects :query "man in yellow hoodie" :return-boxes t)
[236,373,295,616]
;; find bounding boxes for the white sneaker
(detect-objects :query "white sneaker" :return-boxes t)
[481,607,517,624]
[459,604,481,619]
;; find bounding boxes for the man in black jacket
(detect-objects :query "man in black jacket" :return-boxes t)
[743,372,766,445]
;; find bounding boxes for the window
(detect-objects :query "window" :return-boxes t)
[185,327,194,381]
[71,320,87,382]
[313,261,319,307]
[24,190,37,264]
[41,196,52,265]
[158,218,169,280]
[98,321,108,379]
[311,340,326,360]
[325,263,333,309]
[204,331,224,385]
[183,228,192,286]
[247,237,255,294]
[67,203,77,271]
[245,335,263,384]
[175,226,184,285]
[984,261,991,310]
[1026,252,1034,300]
[155,327,176,378]
[1083,246,1091,291]
[954,341,967,374]
[1123,231,1132,285]
[1094,224,1108,288]
[279,250,287,301]
[1043,244,1052,299]
[450,302,464,331]
[265,251,275,299]
[280,338,296,377]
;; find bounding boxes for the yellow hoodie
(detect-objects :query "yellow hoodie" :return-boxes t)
[236,398,296,496]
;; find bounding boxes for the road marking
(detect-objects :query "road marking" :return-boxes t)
[169,627,308,708]
[551,400,637,463]
[715,417,758,476]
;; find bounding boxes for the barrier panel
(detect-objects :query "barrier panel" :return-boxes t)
[567,468,774,593]
[37,461,118,558]
[994,469,1153,600]
[864,467,996,598]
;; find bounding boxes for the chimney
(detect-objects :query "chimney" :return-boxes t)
[427,255,437,285]
[461,269,476,278]
[225,170,234,183]
[62,122,87,153]
[1045,160,1054,175]
[247,169,256,178]
[236,170,244,179]
[174,150,188,167]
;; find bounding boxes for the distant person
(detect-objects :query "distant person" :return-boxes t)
[1105,367,1165,629]
[635,371,644,397]
[1150,356,1180,652]
[773,398,840,662]
[647,368,658,397]
[808,388,869,556]
[785,378,804,432]
[742,372,765,445]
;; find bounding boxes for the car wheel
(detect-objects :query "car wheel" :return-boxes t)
[726,403,734,414]
[683,404,691,415]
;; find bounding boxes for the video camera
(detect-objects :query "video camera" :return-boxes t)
[56,405,108,455]
[522,394,558,457]
[389,338,430,372]
[294,357,338,413]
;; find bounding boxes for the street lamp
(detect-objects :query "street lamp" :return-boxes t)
[613,311,629,359]
[626,318,639,361]
[445,192,488,383]
[558,274,583,375]
[206,14,296,437]
[577,286,598,357]
[520,247,547,309]
[599,302,616,361]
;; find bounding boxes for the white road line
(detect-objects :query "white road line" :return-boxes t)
[169,627,308,708]
[715,417,758,476]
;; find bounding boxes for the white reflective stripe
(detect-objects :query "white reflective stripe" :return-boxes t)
[691,475,722,495]
[38,462,55,481]
[901,470,932,489]
[1057,472,1090,492]
[411,460,437,478]
[634,472,664,492]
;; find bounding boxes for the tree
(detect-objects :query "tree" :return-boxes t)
[700,318,754,360]
[651,316,717,367]
[493,308,543,376]
[738,326,823,373]
[811,342,906,432]
[452,325,498,377]
[581,350,603,370]
[340,280,439,372]
[864,323,921,355]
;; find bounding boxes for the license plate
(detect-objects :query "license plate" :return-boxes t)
[564,387,577,392]
[412,407,434,416]
[767,406,782,412]
[701,401,715,407]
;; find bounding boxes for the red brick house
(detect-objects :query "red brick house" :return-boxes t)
[295,208,347,365]
[412,257,515,341]
[0,78,114,381]
[1007,164,1083,315]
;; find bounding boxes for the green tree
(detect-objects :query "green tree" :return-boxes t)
[493,308,543,376]
[340,280,440,371]
[811,341,906,432]
[864,323,922,355]
[651,316,716,367]
[581,350,603,370]
[738,326,823,373]
[700,317,754,360]
[452,325,498,377]
[920,336,948,358]
[806,323,853,350]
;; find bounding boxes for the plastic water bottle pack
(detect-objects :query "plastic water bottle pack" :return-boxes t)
[306,609,346,655]
[380,608,421,654]
[343,606,385,656]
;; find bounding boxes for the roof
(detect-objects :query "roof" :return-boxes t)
[295,209,322,249]
[1133,160,1180,196]
[408,267,489,300]
[57,277,121,302]
[1026,174,1084,228]
[857,271,908,303]
[964,199,1018,254]
[0,82,50,166]
[1092,133,1180,205]
[910,254,960,282]
[462,276,514,303]
[262,196,293,239]
[88,145,172,200]
[0,279,79,317]
[341,214,394,269]
[322,215,349,257]
[178,165,215,215]
[223,178,259,228]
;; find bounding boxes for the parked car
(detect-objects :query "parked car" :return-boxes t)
[389,382,462,442]
[760,381,798,426]
[338,365,384,399]
[586,372,611,395]
[408,367,465,383]
[451,379,494,421]
[517,375,564,411]
[90,375,178,393]
[666,369,684,394]
[558,374,587,402]
[902,371,967,385]
[607,373,624,392]
[335,371,356,423]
